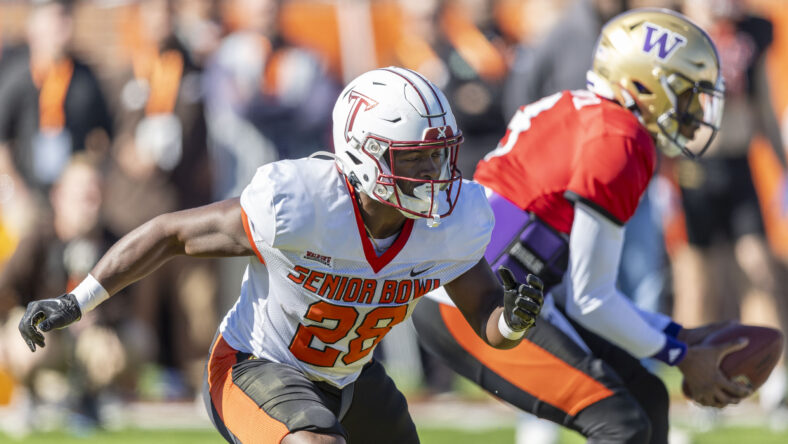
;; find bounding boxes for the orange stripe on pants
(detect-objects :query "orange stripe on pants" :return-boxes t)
[440,304,613,416]
[207,335,289,443]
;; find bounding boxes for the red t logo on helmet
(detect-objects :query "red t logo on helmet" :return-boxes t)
[344,90,378,142]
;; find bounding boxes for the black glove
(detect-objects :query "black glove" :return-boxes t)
[498,266,544,333]
[18,293,82,352]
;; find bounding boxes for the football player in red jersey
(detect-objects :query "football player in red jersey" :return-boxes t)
[413,8,751,444]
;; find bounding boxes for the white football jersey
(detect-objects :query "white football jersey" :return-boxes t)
[219,157,493,388]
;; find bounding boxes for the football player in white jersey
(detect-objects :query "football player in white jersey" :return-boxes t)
[18,66,544,444]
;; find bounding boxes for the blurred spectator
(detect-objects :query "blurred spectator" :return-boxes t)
[440,0,511,175]
[203,0,338,202]
[503,0,679,117]
[503,0,618,118]
[385,0,509,176]
[677,0,788,412]
[0,155,128,431]
[0,0,112,194]
[172,0,222,69]
[110,0,211,212]
[103,0,217,398]
[0,133,37,267]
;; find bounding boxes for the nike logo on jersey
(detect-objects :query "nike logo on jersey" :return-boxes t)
[410,265,435,277]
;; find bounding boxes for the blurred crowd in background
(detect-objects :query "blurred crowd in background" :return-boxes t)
[0,0,788,437]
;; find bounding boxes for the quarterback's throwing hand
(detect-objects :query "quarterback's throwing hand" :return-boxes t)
[499,266,544,334]
[19,294,82,352]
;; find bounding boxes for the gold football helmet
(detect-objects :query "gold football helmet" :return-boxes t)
[586,8,724,158]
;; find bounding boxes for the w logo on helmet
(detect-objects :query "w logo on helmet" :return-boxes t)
[344,90,378,142]
[642,23,687,61]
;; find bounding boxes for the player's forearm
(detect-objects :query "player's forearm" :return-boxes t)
[451,288,507,349]
[90,199,250,296]
[91,214,184,296]
[484,306,524,349]
[568,205,674,359]
[446,260,529,349]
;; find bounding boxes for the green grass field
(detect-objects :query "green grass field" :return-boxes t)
[3,359,786,442]
[4,426,788,444]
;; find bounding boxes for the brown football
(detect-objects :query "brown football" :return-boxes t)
[682,324,784,399]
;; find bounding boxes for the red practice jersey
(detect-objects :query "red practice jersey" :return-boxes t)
[474,90,657,233]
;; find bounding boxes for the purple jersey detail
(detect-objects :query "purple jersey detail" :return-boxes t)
[485,191,569,288]
[484,192,531,264]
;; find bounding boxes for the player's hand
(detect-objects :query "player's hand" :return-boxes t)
[498,266,544,334]
[677,320,737,346]
[18,293,82,352]
[678,338,752,408]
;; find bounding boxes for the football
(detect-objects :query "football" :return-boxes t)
[682,324,784,399]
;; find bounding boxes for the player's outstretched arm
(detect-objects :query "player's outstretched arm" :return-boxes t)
[92,197,253,295]
[19,198,253,352]
[444,259,543,349]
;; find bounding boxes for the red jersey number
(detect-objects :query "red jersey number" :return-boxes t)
[289,301,408,367]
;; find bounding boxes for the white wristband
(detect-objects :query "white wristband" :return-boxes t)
[498,312,525,340]
[72,274,110,313]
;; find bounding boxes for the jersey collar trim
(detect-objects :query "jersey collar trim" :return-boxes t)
[343,176,413,273]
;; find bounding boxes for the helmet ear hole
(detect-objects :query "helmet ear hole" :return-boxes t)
[345,152,363,165]
[634,81,651,94]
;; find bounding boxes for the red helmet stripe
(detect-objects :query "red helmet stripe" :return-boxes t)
[406,68,447,126]
[379,67,434,127]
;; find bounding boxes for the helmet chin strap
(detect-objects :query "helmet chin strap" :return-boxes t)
[587,71,647,126]
[586,71,615,100]
[393,183,442,227]
[655,131,683,157]
[588,70,685,157]
[617,88,647,127]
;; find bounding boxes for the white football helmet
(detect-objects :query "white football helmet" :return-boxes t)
[586,8,724,159]
[332,67,463,226]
